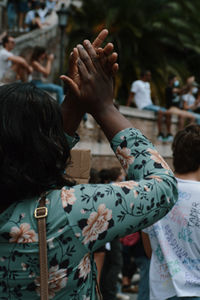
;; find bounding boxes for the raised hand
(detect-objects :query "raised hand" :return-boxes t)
[61,30,114,136]
[70,40,131,141]
[72,40,114,114]
[60,29,118,100]
[60,29,124,139]
[92,29,118,75]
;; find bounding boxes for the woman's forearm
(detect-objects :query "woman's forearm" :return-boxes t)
[92,105,133,141]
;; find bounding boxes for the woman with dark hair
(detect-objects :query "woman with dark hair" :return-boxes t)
[30,45,64,104]
[0,29,178,299]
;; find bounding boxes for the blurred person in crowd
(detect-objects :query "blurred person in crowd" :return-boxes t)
[120,233,140,295]
[7,0,17,31]
[30,46,64,104]
[126,70,173,142]
[182,76,200,115]
[17,0,30,32]
[0,35,32,83]
[143,124,200,300]
[89,168,100,185]
[46,0,58,14]
[25,1,48,31]
[166,74,195,130]
[121,230,150,300]
[0,31,6,45]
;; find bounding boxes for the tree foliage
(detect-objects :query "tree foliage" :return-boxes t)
[67,0,200,104]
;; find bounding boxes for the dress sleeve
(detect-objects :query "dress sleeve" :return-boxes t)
[62,128,178,252]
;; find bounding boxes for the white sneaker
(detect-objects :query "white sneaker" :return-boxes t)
[116,292,130,300]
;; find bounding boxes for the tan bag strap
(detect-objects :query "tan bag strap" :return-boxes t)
[34,193,49,300]
[96,280,103,300]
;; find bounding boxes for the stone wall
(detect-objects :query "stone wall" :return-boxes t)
[75,106,179,171]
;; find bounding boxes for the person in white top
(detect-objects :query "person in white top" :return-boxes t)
[143,124,200,300]
[126,70,173,142]
[25,1,49,31]
[0,35,32,82]
[181,77,200,125]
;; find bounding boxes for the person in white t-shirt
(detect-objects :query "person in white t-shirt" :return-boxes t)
[126,70,173,142]
[25,1,49,31]
[180,77,200,125]
[142,124,200,300]
[0,35,32,83]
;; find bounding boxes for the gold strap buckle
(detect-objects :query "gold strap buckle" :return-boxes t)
[34,207,48,219]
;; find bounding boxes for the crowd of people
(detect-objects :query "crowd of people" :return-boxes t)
[126,70,200,142]
[5,0,58,32]
[0,33,64,104]
[0,25,199,300]
[1,30,200,135]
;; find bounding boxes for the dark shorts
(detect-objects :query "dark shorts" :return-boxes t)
[18,1,29,12]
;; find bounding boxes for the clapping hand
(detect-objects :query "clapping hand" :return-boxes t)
[60,29,128,140]
[60,29,118,111]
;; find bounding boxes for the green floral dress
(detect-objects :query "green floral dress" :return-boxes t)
[0,128,178,299]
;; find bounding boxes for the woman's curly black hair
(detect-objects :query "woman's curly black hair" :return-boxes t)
[0,82,73,203]
[172,124,200,174]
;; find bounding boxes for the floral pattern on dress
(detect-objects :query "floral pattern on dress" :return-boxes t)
[115,146,134,171]
[0,127,178,299]
[61,187,76,213]
[9,223,38,243]
[35,265,68,299]
[73,253,92,287]
[112,181,139,189]
[82,204,112,245]
[147,148,171,171]
[78,254,91,280]
[148,175,163,182]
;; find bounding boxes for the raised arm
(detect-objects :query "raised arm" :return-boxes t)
[75,41,132,141]
[60,29,118,137]
[60,32,178,252]
[32,54,54,77]
[9,55,32,73]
